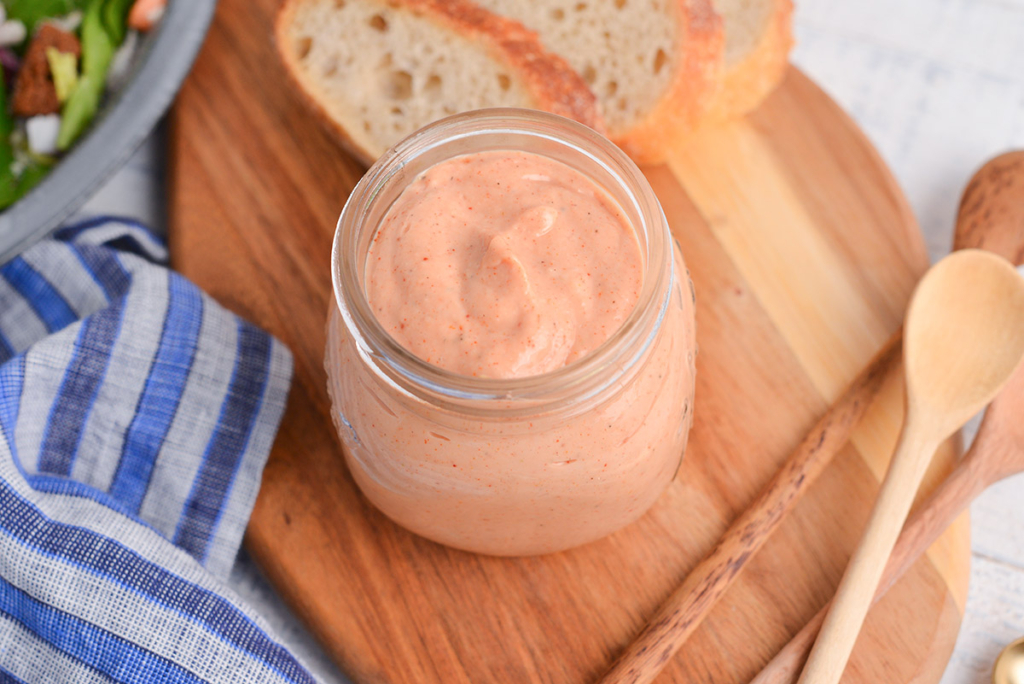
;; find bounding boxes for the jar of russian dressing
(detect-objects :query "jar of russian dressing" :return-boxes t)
[326,109,696,556]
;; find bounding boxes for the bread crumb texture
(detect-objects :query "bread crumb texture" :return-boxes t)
[713,0,775,65]
[285,0,537,157]
[475,0,678,137]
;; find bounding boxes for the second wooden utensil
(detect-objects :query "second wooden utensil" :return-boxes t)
[596,336,900,684]
[751,349,1024,684]
[748,150,1024,684]
[599,151,1024,684]
[795,249,1024,684]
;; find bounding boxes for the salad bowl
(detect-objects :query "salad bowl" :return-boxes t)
[0,0,216,263]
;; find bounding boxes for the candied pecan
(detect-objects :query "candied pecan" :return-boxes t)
[12,24,81,117]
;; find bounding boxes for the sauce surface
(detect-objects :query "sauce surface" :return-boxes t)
[366,150,643,378]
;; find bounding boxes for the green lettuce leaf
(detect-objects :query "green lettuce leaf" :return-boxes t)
[5,0,89,36]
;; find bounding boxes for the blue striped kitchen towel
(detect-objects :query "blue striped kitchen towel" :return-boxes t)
[0,218,320,683]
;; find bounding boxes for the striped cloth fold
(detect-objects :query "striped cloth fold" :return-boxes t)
[0,218,319,683]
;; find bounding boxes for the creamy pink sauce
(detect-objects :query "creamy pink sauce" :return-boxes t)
[365,150,644,378]
[327,149,696,556]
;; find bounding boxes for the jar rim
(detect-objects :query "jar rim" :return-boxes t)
[331,108,673,413]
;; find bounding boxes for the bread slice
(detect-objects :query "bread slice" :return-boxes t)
[275,0,603,164]
[471,0,724,164]
[706,0,793,120]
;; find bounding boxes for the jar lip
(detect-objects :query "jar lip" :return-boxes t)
[331,108,673,408]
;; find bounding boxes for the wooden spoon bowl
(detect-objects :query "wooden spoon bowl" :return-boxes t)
[752,151,1024,684]
[903,250,1024,425]
[596,151,1024,684]
[796,249,1024,684]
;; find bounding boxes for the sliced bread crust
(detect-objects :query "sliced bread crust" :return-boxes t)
[706,0,793,120]
[613,0,723,163]
[474,0,724,165]
[275,0,603,164]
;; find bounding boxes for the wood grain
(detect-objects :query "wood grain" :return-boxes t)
[597,334,902,684]
[603,147,1024,682]
[168,0,971,681]
[793,252,1024,684]
[955,151,1024,263]
[755,277,1024,684]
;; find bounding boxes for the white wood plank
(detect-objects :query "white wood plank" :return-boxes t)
[970,476,1024,573]
[793,0,1024,262]
[940,554,1024,684]
[797,0,1024,82]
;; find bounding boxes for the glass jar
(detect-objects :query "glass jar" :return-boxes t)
[326,109,696,556]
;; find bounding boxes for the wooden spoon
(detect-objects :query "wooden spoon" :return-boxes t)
[596,152,1024,684]
[595,152,1024,684]
[794,248,1024,684]
[751,348,1024,684]
[953,151,1024,259]
[596,335,901,684]
[750,150,1024,684]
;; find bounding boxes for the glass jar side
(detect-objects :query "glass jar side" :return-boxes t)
[325,109,697,555]
[325,241,695,556]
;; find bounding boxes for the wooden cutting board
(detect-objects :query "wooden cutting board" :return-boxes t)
[168,1,971,682]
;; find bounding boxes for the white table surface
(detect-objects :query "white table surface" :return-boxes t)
[81,0,1024,681]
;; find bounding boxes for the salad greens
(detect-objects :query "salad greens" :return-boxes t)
[103,0,134,46]
[0,70,19,207]
[5,1,87,35]
[0,70,47,206]
[46,47,78,102]
[0,0,159,210]
[57,0,117,150]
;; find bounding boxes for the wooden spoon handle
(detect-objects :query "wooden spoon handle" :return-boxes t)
[749,445,993,684]
[795,421,941,684]
[595,332,902,684]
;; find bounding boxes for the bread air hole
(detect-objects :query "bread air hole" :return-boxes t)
[575,2,587,10]
[296,36,313,60]
[324,56,339,76]
[497,74,510,91]
[653,48,668,74]
[551,8,565,20]
[582,65,596,85]
[424,74,442,98]
[369,14,388,31]
[379,53,393,68]
[386,70,413,99]
[615,0,626,7]
[606,80,618,96]
[334,0,345,7]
